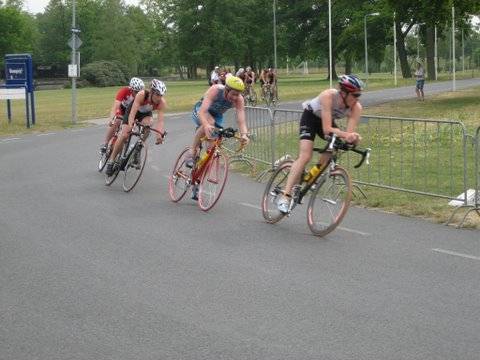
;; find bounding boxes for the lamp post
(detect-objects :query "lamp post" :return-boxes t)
[273,0,277,70]
[393,12,397,86]
[452,6,456,91]
[364,12,380,82]
[328,0,332,88]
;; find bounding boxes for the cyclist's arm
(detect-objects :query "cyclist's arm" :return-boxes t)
[233,96,249,143]
[154,99,167,143]
[127,90,145,127]
[345,102,362,145]
[109,99,121,120]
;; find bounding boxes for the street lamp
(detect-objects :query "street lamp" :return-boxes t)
[364,12,380,82]
[273,0,277,70]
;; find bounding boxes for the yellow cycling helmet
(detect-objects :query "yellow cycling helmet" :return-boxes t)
[225,75,245,92]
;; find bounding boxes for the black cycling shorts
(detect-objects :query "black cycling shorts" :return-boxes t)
[299,109,338,141]
[122,111,152,124]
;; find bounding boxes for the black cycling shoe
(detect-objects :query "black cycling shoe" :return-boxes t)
[100,144,107,154]
[191,185,199,201]
[105,161,115,176]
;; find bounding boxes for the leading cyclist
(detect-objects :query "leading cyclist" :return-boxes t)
[276,74,364,213]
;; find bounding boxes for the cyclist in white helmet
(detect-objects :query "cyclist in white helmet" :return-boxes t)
[106,79,167,176]
[276,74,364,213]
[100,77,144,154]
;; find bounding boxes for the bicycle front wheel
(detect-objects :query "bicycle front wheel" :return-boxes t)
[123,142,148,192]
[261,160,292,223]
[168,147,191,202]
[198,152,228,211]
[98,148,109,172]
[307,165,352,237]
[105,153,121,186]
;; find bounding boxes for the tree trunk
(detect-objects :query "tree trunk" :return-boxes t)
[396,19,411,78]
[344,55,352,75]
[426,26,436,80]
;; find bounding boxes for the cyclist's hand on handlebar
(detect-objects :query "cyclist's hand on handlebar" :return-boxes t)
[204,123,215,139]
[240,133,250,146]
[155,131,166,145]
[345,132,361,145]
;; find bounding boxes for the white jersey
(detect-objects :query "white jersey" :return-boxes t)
[302,90,351,120]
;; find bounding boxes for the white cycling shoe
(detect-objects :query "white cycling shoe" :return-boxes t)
[277,197,290,214]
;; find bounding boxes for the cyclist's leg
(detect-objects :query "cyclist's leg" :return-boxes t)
[108,116,130,163]
[190,111,217,159]
[104,116,121,145]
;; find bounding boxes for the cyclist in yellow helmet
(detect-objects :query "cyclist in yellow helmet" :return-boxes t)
[187,75,250,168]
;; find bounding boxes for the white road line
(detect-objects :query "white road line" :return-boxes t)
[432,248,480,261]
[238,202,370,236]
[336,226,370,236]
[1,137,21,142]
[37,133,55,136]
[240,202,261,210]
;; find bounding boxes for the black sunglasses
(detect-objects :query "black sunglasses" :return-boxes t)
[351,93,361,98]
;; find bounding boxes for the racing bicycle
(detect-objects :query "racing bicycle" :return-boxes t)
[169,127,245,211]
[262,134,370,236]
[105,120,165,192]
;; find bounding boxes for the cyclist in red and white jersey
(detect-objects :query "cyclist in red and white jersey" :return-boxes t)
[100,77,145,154]
[105,79,167,176]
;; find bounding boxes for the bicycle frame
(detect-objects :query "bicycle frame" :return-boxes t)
[190,136,224,183]
[290,135,370,209]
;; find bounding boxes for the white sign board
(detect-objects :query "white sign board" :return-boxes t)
[68,64,78,78]
[0,88,26,100]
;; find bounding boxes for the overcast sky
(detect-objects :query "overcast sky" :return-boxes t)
[23,0,140,14]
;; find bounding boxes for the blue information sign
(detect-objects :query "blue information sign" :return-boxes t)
[3,54,36,126]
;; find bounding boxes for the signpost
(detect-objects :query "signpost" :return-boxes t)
[3,53,35,128]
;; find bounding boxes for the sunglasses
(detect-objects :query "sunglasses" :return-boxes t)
[351,93,361,98]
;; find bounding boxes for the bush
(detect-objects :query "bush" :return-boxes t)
[81,60,130,87]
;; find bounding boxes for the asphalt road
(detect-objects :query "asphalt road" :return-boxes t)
[1,79,479,360]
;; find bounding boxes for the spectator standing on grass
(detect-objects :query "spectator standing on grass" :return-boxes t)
[414,60,425,101]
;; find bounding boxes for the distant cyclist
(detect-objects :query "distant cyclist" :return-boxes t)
[186,75,250,168]
[105,79,167,176]
[276,74,364,213]
[100,77,144,154]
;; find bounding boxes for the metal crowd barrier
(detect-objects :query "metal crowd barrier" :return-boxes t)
[446,126,480,227]
[238,107,476,202]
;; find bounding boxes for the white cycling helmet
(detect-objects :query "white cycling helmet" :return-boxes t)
[151,79,167,95]
[129,77,145,92]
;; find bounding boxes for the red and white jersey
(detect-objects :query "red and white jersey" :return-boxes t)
[137,90,163,114]
[115,87,135,115]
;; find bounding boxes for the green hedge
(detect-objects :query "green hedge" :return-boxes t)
[81,60,130,87]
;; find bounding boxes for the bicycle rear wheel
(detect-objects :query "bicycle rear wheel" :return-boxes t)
[123,141,148,192]
[98,150,108,172]
[168,147,191,202]
[198,152,228,211]
[307,165,352,236]
[261,160,292,223]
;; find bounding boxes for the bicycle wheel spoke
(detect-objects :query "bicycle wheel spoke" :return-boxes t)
[307,166,352,236]
[123,142,147,192]
[198,153,228,211]
[169,147,191,202]
[261,161,292,223]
